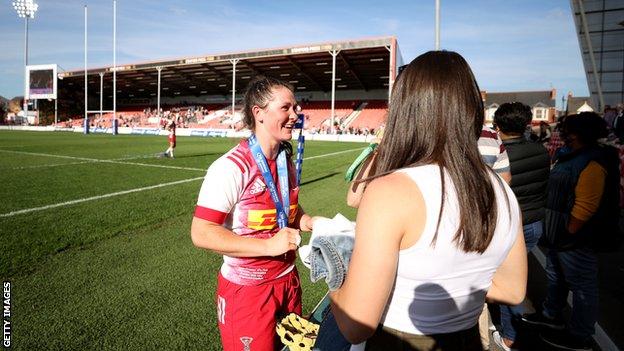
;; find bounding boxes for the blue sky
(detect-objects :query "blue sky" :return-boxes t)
[1,0,588,107]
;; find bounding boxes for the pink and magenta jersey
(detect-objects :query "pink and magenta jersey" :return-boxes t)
[194,140,299,286]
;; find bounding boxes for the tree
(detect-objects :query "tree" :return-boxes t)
[8,97,23,114]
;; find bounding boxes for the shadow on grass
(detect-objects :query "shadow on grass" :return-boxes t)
[300,172,340,186]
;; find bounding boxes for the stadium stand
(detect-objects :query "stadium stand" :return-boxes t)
[299,100,356,129]
[349,100,387,130]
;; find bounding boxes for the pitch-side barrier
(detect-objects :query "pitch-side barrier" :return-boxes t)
[0,125,377,143]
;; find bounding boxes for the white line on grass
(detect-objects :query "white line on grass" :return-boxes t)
[0,149,205,172]
[0,146,365,218]
[303,147,365,160]
[9,161,96,170]
[111,154,163,161]
[0,177,204,218]
[1,147,365,171]
[531,248,619,351]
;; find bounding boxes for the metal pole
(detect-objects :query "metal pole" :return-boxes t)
[157,66,162,118]
[99,72,104,119]
[330,50,339,133]
[435,0,441,50]
[230,59,239,116]
[113,0,117,122]
[24,17,29,122]
[84,5,88,121]
[577,0,604,111]
[386,44,393,99]
[54,97,58,125]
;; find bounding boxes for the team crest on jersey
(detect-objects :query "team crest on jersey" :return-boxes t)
[240,336,253,351]
[249,178,266,195]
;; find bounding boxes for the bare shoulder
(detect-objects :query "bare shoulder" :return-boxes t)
[359,171,425,246]
[362,171,423,212]
[366,171,416,195]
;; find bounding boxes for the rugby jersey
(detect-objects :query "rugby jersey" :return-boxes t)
[194,140,299,286]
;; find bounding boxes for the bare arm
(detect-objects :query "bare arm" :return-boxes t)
[293,205,320,232]
[331,173,422,343]
[190,217,299,257]
[486,218,527,305]
[346,152,377,208]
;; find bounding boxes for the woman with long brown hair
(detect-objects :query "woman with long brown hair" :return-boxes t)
[320,51,527,350]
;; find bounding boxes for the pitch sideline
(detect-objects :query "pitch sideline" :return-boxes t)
[0,177,205,218]
[0,146,364,171]
[0,146,364,218]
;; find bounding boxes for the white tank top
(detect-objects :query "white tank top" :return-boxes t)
[379,165,520,335]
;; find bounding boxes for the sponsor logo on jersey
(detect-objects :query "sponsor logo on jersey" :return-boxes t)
[249,178,266,195]
[247,205,297,230]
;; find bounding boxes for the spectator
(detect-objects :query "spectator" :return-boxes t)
[490,102,551,350]
[612,103,624,143]
[478,125,512,184]
[522,112,619,351]
[547,115,567,160]
[538,121,552,142]
[603,105,616,130]
[317,51,526,350]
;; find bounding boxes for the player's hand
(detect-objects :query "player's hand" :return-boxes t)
[265,228,301,256]
[300,215,325,232]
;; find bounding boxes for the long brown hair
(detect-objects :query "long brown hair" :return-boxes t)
[373,50,501,253]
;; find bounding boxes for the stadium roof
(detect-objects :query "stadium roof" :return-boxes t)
[59,36,403,101]
[570,0,624,109]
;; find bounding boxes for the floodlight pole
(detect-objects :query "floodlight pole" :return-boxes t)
[386,44,393,99]
[23,17,29,121]
[112,0,117,134]
[54,97,57,125]
[435,0,441,50]
[329,50,339,134]
[157,66,162,118]
[13,0,38,124]
[230,59,239,116]
[99,72,104,119]
[84,5,88,123]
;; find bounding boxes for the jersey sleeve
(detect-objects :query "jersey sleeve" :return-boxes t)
[194,156,244,224]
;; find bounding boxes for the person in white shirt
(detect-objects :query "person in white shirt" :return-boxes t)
[323,51,527,350]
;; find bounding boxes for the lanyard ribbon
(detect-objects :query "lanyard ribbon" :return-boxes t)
[294,113,305,186]
[344,143,377,181]
[248,134,290,229]
[295,132,305,186]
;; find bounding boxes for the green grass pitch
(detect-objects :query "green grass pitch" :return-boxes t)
[0,130,363,350]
